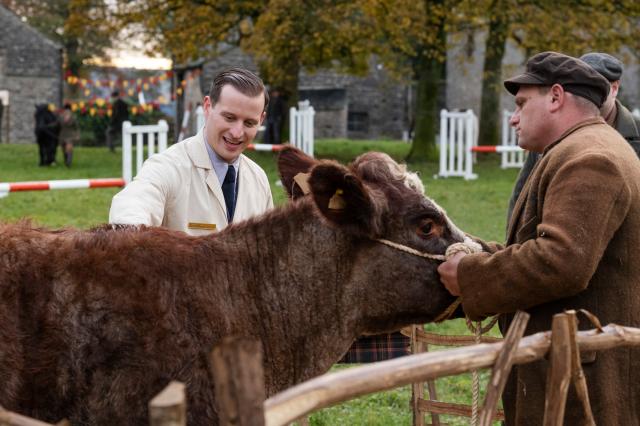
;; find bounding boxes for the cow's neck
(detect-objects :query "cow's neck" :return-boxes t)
[212,199,366,392]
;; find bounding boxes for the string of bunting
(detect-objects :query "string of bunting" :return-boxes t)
[58,68,201,115]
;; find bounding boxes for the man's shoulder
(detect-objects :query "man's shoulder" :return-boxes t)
[239,154,270,183]
[240,154,267,173]
[614,100,640,140]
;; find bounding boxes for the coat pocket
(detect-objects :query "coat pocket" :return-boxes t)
[515,215,539,242]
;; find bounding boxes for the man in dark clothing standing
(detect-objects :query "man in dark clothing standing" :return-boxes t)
[263,88,286,144]
[507,52,640,221]
[34,104,60,166]
[107,90,129,152]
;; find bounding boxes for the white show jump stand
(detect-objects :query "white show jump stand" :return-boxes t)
[437,109,525,180]
[122,120,169,184]
[437,109,479,180]
[501,109,526,169]
[290,100,315,157]
[0,120,169,198]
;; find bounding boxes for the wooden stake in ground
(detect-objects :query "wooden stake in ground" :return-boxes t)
[543,313,573,426]
[478,310,529,426]
[565,310,595,425]
[210,337,266,426]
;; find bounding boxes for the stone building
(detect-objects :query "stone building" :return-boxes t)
[192,47,412,140]
[0,5,63,144]
[446,32,640,118]
[183,40,640,141]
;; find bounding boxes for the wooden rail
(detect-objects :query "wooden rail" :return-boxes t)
[3,317,639,426]
[263,323,640,425]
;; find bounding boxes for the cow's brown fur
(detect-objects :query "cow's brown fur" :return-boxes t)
[0,148,464,425]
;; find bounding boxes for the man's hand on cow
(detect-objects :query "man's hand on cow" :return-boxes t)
[437,251,466,296]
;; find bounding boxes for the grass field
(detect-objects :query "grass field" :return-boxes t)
[0,141,519,425]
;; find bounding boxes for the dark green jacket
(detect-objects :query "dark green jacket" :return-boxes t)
[507,100,640,223]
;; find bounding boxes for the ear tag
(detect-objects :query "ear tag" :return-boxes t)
[328,188,346,210]
[293,172,311,195]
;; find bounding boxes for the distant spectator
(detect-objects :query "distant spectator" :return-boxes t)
[263,88,286,144]
[107,90,129,152]
[58,103,78,167]
[34,104,60,166]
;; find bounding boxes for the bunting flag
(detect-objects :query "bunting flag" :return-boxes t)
[62,68,201,115]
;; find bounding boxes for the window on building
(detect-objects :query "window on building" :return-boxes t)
[348,111,369,133]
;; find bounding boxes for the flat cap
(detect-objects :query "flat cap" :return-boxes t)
[504,51,610,108]
[580,52,623,82]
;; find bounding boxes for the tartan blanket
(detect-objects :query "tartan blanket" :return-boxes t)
[338,332,410,363]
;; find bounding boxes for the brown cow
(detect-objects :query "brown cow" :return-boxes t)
[0,147,468,425]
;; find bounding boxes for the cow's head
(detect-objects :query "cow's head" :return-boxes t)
[278,147,467,330]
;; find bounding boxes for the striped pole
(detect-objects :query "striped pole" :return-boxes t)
[0,178,125,198]
[471,145,524,153]
[246,143,287,152]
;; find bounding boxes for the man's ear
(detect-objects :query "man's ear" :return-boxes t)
[259,110,266,125]
[203,96,213,114]
[277,146,318,199]
[549,84,564,112]
[308,161,378,236]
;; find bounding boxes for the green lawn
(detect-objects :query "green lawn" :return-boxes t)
[0,141,519,425]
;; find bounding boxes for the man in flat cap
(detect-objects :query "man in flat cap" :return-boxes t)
[438,51,640,425]
[508,52,640,220]
[581,52,640,152]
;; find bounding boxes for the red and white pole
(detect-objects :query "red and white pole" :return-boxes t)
[0,178,125,198]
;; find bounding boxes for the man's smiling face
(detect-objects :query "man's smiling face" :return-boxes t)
[203,84,265,163]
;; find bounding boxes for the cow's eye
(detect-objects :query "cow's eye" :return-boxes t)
[417,219,435,237]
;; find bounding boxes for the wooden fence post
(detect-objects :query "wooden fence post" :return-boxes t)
[543,313,572,426]
[149,381,187,426]
[566,310,595,425]
[478,310,529,426]
[410,325,438,426]
[210,337,266,426]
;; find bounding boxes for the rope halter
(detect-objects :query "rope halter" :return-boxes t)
[373,237,482,323]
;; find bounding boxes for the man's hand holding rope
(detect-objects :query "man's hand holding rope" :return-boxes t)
[437,251,467,297]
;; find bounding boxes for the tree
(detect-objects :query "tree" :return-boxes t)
[476,0,640,146]
[361,0,482,162]
[113,0,373,108]
[1,0,114,75]
[244,0,373,106]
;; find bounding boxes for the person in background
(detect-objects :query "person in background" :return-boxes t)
[34,104,60,166]
[438,52,640,425]
[109,67,273,235]
[263,88,286,145]
[106,90,129,153]
[507,52,640,221]
[58,103,78,167]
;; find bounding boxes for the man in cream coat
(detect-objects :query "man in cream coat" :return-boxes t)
[109,67,274,235]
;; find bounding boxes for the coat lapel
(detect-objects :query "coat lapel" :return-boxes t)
[185,131,228,218]
[234,155,249,220]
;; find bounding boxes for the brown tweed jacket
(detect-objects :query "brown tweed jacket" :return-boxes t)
[458,117,640,425]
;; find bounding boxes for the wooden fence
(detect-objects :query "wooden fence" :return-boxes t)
[2,310,640,426]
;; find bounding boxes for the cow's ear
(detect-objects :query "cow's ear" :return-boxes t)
[308,161,378,236]
[277,147,318,200]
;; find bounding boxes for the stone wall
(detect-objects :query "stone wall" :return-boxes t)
[199,47,410,140]
[0,6,62,143]
[195,39,640,143]
[445,30,640,124]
